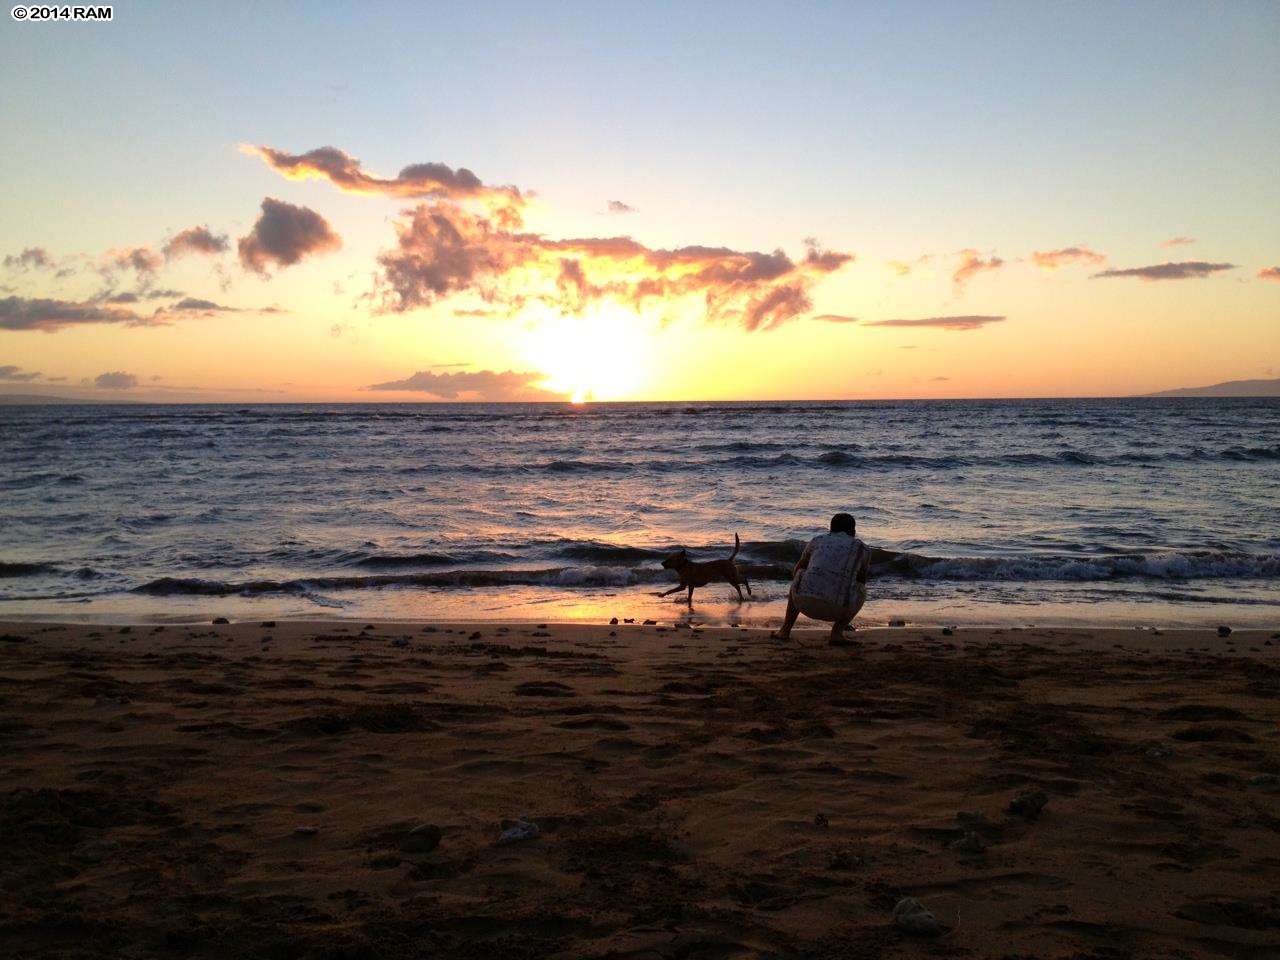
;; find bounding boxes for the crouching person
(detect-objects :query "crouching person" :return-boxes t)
[776,513,870,645]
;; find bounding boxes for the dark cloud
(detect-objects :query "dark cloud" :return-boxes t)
[1030,246,1106,270]
[811,314,858,323]
[0,364,42,382]
[1160,236,1195,248]
[163,225,230,259]
[106,246,163,275]
[365,368,567,401]
[0,295,150,332]
[237,198,341,276]
[3,247,55,271]
[866,315,1006,331]
[172,297,235,311]
[103,288,184,304]
[607,200,636,214]
[95,371,138,390]
[1092,261,1235,281]
[1258,267,1280,283]
[952,250,1004,290]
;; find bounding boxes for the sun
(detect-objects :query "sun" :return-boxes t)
[519,304,655,402]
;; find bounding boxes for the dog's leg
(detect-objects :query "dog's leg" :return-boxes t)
[733,583,744,601]
[686,585,694,605]
[656,584,685,597]
[744,579,753,596]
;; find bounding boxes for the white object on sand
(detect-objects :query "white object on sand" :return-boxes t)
[498,816,540,844]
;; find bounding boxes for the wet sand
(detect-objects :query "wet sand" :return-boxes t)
[2,619,1278,959]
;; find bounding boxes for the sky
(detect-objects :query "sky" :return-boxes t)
[1,0,1277,402]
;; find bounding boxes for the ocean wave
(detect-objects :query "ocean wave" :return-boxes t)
[123,548,1280,598]
[0,561,59,578]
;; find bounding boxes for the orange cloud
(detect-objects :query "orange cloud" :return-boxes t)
[1258,266,1280,282]
[366,368,566,401]
[376,204,851,332]
[1160,236,1195,248]
[244,144,524,225]
[812,314,858,323]
[1030,246,1106,270]
[952,249,1003,291]
[866,315,1005,331]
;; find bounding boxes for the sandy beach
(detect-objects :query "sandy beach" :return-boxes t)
[2,618,1277,959]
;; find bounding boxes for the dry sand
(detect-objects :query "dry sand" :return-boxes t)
[1,618,1278,959]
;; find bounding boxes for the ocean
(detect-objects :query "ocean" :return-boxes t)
[2,398,1277,626]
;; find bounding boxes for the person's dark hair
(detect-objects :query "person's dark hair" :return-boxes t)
[830,513,856,535]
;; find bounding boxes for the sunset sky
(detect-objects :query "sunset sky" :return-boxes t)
[2,1,1277,402]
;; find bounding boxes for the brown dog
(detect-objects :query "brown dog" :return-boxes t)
[658,533,752,604]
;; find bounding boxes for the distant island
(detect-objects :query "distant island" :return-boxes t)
[0,393,87,405]
[1144,377,1280,398]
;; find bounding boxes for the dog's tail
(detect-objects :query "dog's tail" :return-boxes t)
[729,532,740,560]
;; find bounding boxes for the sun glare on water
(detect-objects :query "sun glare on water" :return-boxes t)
[520,305,655,403]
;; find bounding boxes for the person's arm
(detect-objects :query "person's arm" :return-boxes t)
[856,547,870,585]
[791,539,814,579]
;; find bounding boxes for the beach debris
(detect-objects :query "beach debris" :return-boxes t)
[888,619,906,627]
[401,823,442,853]
[1217,625,1232,637]
[942,626,956,635]
[948,830,985,854]
[468,631,482,640]
[293,825,319,837]
[642,619,657,625]
[212,617,230,625]
[1145,745,1172,759]
[893,897,942,936]
[1009,789,1049,819]
[623,618,635,623]
[497,816,540,844]
[609,631,617,637]
[390,638,409,648]
[610,617,619,624]
[261,620,276,628]
[814,813,829,828]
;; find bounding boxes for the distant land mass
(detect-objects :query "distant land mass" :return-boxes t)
[0,393,86,405]
[1144,378,1280,398]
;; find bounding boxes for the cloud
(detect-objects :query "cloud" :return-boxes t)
[811,313,858,323]
[1160,236,1195,248]
[106,246,163,275]
[3,247,55,271]
[237,198,341,276]
[885,260,912,276]
[1030,246,1106,270]
[365,368,567,401]
[1092,261,1235,281]
[103,288,184,304]
[163,225,230,259]
[866,315,1006,331]
[95,371,138,389]
[607,200,636,214]
[930,376,950,381]
[244,144,523,218]
[0,364,42,382]
[1258,266,1280,283]
[952,250,1004,290]
[376,201,852,332]
[0,295,150,332]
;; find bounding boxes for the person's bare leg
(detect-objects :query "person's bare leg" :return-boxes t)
[829,615,854,645]
[776,594,801,640]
